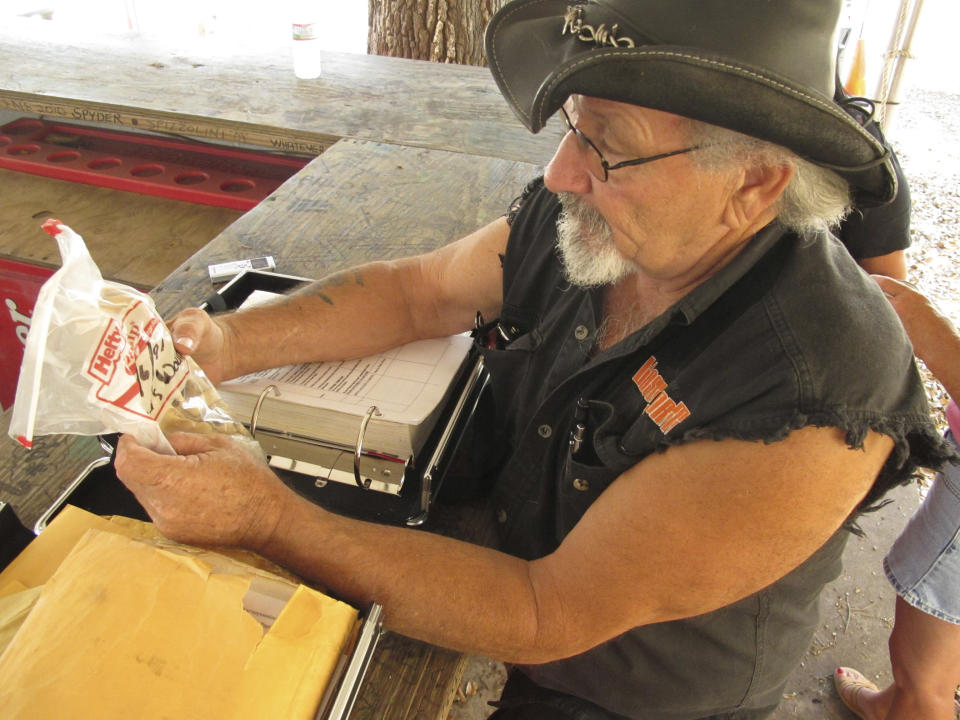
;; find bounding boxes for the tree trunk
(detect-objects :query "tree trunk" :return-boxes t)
[367,0,508,66]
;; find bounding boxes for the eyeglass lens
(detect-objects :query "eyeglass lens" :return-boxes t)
[560,104,608,181]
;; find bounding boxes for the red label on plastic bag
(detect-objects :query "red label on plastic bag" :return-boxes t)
[85,300,188,420]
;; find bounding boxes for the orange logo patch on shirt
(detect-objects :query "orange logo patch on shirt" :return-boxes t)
[632,356,690,435]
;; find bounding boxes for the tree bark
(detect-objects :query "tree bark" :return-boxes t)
[367,0,508,66]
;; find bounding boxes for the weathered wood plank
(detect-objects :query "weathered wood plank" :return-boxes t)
[351,630,466,720]
[0,89,339,159]
[0,169,242,289]
[0,416,104,533]
[151,138,542,318]
[0,19,563,165]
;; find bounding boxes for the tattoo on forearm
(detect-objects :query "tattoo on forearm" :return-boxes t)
[293,269,365,307]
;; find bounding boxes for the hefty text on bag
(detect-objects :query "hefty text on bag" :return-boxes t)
[85,300,188,420]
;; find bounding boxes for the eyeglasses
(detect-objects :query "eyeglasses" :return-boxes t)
[559,105,700,182]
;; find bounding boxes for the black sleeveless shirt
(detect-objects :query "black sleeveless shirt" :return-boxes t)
[476,178,950,719]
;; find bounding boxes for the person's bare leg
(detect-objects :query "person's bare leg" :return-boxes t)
[836,598,960,720]
[883,597,960,720]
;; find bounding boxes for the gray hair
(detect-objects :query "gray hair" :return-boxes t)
[683,120,852,234]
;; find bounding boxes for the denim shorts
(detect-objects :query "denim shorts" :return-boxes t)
[883,432,960,625]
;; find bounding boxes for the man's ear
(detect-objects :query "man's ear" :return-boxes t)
[723,163,794,231]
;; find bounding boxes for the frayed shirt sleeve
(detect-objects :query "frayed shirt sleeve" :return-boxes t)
[504,176,546,227]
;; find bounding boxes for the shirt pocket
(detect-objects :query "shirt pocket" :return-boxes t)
[555,400,637,543]
[476,329,541,431]
[556,455,622,542]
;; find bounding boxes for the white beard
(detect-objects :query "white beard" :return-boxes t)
[555,193,638,287]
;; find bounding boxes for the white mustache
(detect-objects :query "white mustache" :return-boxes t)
[557,193,612,243]
[555,193,637,287]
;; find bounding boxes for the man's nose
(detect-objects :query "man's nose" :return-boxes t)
[544,130,593,195]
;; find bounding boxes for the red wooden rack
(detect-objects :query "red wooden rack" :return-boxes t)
[0,117,311,211]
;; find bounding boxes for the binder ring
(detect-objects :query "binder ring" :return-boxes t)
[354,405,381,489]
[249,384,279,438]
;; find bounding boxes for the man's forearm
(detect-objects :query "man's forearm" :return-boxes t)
[214,259,433,379]
[902,310,960,404]
[260,491,561,663]
[116,425,893,667]
[929,357,960,407]
[207,218,510,380]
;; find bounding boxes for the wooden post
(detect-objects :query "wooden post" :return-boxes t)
[367,0,507,65]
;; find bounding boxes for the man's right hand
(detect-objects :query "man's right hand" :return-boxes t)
[169,307,235,385]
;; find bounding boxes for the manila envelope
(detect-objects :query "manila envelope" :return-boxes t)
[0,515,357,720]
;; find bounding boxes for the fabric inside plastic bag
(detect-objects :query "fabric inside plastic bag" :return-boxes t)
[8,219,259,456]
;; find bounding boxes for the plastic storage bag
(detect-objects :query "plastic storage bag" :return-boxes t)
[9,219,257,455]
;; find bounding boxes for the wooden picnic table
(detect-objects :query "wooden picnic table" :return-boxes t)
[0,18,561,165]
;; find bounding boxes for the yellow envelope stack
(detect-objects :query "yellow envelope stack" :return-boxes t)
[0,506,358,720]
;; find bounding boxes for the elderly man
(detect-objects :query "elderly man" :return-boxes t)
[115,0,951,718]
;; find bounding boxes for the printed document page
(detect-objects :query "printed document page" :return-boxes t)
[220,291,471,425]
[226,337,471,425]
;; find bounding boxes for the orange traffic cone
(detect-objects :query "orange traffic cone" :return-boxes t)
[844,37,867,96]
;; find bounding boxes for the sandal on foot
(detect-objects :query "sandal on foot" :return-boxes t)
[834,667,879,719]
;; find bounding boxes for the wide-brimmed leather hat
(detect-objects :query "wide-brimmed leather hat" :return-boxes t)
[485,0,896,205]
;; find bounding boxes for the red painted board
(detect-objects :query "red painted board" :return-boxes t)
[0,257,55,411]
